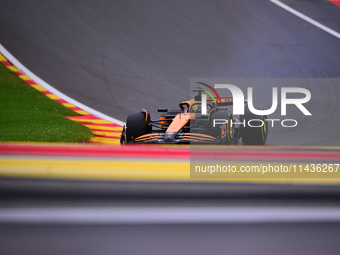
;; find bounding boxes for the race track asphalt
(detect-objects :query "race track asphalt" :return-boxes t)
[1,0,340,145]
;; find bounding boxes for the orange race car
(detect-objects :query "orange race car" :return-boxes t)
[120,90,268,145]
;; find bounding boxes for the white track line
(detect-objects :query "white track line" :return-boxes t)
[270,0,340,40]
[1,207,340,224]
[0,44,125,126]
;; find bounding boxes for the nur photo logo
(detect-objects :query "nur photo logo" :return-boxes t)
[196,82,312,128]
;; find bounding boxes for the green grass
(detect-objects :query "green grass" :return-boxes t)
[0,63,93,142]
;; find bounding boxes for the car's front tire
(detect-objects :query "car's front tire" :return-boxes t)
[125,110,151,143]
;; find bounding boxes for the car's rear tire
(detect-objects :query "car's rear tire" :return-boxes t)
[241,108,268,145]
[126,110,151,143]
[210,110,233,144]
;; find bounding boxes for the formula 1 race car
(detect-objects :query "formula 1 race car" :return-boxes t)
[120,90,268,145]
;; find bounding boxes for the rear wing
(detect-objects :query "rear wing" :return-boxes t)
[192,90,248,106]
[207,97,248,106]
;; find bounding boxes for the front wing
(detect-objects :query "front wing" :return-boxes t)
[132,132,218,144]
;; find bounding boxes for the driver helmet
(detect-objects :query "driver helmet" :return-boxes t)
[191,103,201,113]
